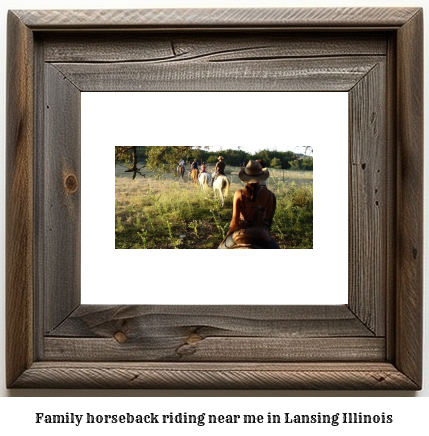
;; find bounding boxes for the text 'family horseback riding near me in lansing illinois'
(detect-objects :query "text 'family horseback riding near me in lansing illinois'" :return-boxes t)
[34,411,394,427]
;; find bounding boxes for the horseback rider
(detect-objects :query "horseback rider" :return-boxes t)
[212,156,226,185]
[201,161,207,173]
[177,158,185,173]
[219,160,279,249]
[190,158,199,183]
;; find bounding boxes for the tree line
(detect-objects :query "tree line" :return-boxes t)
[115,146,312,178]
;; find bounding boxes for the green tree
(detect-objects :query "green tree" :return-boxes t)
[115,146,200,177]
[115,146,312,176]
[270,157,282,169]
[289,159,302,171]
[254,149,272,165]
[279,151,294,169]
[301,157,313,171]
[115,146,145,179]
[145,146,196,172]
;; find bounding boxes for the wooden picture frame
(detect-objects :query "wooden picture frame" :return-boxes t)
[6,7,423,390]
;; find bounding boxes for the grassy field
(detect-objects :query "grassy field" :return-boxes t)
[115,163,313,249]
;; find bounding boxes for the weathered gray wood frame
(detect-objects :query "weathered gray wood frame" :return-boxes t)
[6,8,423,390]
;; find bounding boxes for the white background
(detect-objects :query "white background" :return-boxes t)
[0,0,428,424]
[82,92,348,305]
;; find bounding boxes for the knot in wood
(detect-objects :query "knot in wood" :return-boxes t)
[186,333,203,344]
[114,331,128,343]
[65,174,78,193]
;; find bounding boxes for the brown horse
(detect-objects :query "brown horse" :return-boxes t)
[178,165,185,180]
[191,169,199,184]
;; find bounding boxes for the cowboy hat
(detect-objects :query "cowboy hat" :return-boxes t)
[238,160,270,183]
[218,156,224,160]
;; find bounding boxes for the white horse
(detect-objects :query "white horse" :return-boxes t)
[213,175,230,206]
[198,172,212,190]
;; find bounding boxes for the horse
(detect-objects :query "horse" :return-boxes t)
[191,169,199,184]
[198,172,212,190]
[177,165,185,180]
[213,175,230,206]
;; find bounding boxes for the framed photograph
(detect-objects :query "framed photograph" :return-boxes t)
[6,7,423,389]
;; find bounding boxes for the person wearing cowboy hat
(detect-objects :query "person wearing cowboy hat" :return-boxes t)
[219,160,279,249]
[211,155,226,185]
[215,156,226,175]
[256,159,269,187]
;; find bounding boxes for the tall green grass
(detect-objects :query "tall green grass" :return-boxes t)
[269,179,313,249]
[115,173,312,249]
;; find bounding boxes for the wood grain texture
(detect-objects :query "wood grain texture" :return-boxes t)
[14,8,421,29]
[395,10,424,388]
[43,305,380,362]
[384,34,398,364]
[348,62,387,336]
[33,38,47,361]
[11,362,419,390]
[44,337,385,362]
[52,56,383,92]
[42,33,388,63]
[47,305,375,338]
[5,11,34,388]
[43,64,81,333]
